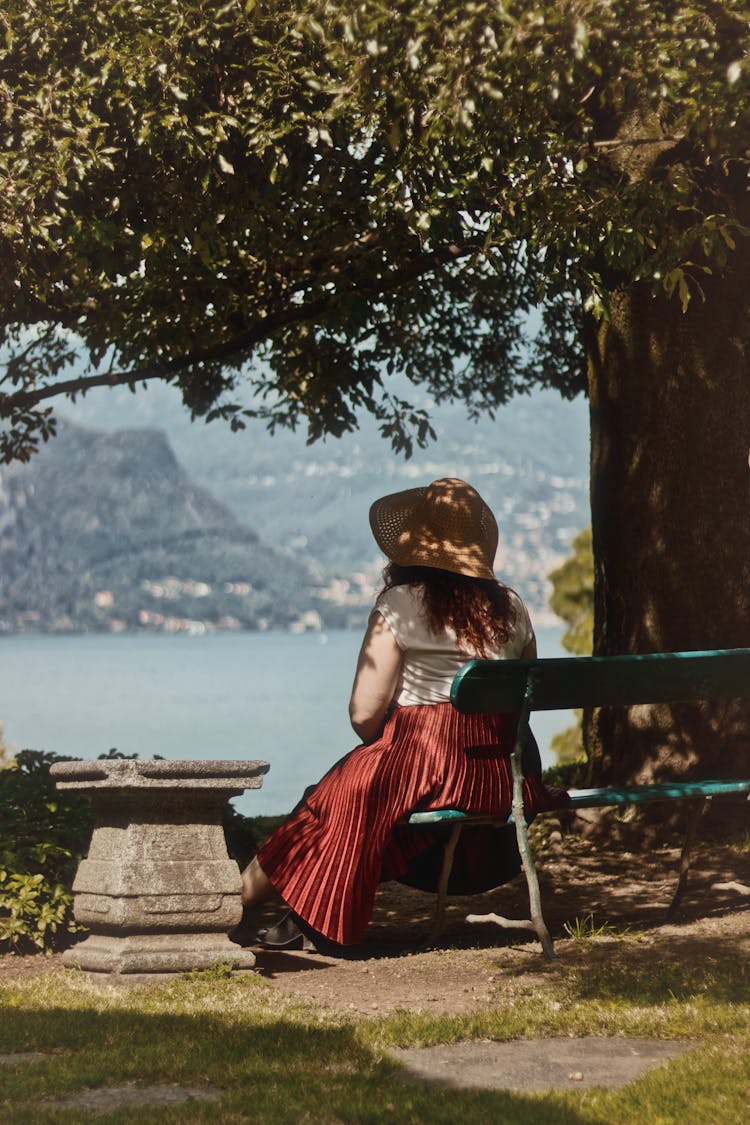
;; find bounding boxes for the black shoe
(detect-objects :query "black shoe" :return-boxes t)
[257,911,317,951]
[228,903,260,947]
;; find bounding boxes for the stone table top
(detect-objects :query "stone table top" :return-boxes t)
[50,759,270,789]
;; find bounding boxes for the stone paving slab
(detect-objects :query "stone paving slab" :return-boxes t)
[47,1083,221,1111]
[392,1036,695,1092]
[0,1053,54,1066]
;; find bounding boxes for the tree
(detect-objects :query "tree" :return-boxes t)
[1,0,555,462]
[2,2,749,789]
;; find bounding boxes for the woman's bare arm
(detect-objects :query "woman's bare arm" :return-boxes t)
[348,612,403,743]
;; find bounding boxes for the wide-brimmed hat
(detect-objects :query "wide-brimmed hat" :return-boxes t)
[369,477,498,580]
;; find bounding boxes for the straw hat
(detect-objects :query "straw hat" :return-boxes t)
[369,477,498,580]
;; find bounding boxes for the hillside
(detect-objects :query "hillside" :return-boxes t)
[0,381,591,633]
[0,419,342,635]
[64,383,591,621]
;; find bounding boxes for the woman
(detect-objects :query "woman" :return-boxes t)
[234,477,566,952]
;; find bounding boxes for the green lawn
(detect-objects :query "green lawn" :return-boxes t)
[1,936,748,1124]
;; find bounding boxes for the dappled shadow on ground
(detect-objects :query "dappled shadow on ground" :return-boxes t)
[360,832,750,953]
[250,834,750,1016]
[2,835,748,1020]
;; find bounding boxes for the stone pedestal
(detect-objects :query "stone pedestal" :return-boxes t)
[50,759,269,974]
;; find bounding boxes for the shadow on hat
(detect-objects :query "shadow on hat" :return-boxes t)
[369,477,498,580]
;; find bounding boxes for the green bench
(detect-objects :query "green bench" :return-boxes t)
[407,647,750,957]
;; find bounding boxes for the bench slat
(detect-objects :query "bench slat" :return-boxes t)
[407,779,750,826]
[450,648,750,714]
[567,778,750,807]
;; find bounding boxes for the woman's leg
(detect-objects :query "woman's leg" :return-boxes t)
[229,857,276,945]
[239,856,274,908]
[233,857,314,950]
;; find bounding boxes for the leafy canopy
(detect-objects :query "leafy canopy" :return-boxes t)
[1,0,748,460]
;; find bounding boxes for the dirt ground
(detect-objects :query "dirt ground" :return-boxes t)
[2,830,749,1019]
[251,832,750,1017]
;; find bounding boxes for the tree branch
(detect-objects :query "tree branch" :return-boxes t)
[2,242,472,414]
[593,134,685,148]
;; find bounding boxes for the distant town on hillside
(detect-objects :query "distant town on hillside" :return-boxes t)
[0,385,590,635]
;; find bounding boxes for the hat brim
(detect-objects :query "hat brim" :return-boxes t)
[369,480,498,580]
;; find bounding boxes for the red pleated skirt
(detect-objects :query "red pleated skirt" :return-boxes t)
[256,702,567,946]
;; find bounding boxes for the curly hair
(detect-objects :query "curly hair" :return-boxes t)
[381,563,517,658]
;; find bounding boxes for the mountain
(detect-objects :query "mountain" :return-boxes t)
[0,418,344,634]
[0,380,591,633]
[64,381,591,621]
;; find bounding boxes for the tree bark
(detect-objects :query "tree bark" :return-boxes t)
[585,246,750,808]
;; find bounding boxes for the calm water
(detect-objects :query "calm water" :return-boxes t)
[0,626,572,815]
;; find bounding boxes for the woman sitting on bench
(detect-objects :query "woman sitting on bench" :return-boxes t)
[233,477,566,952]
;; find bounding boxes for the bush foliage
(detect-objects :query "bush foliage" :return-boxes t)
[0,750,93,952]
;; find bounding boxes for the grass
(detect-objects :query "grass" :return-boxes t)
[562,913,635,943]
[1,938,749,1124]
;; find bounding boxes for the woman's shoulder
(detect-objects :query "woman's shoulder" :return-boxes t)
[374,584,426,639]
[506,587,529,616]
[506,587,534,646]
[375,583,423,618]
[376,582,422,607]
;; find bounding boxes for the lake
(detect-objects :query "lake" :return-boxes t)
[0,626,574,815]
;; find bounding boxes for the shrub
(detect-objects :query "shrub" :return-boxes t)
[0,870,80,952]
[222,806,287,869]
[0,750,93,953]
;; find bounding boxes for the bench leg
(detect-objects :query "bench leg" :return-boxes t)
[510,701,555,959]
[667,797,708,920]
[512,804,555,960]
[464,697,555,958]
[427,822,463,945]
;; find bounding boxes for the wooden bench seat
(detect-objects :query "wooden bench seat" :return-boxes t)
[406,647,750,957]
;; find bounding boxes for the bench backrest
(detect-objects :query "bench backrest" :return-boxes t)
[450,648,750,714]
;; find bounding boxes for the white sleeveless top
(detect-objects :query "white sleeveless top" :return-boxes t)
[373,583,534,707]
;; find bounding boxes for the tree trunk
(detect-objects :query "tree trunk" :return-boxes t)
[585,249,750,814]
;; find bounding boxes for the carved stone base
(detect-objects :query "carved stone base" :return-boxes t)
[51,759,269,975]
[62,931,257,974]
